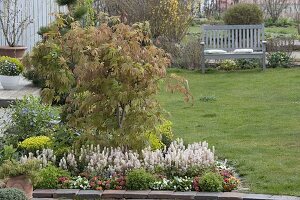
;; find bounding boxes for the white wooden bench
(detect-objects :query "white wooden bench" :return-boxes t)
[200,24,267,73]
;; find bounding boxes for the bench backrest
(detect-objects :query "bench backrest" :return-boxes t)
[202,24,265,51]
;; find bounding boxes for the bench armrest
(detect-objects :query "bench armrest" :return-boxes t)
[200,42,205,45]
[262,40,267,52]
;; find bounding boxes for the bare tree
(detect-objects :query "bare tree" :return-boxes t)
[263,0,289,22]
[203,0,217,19]
[0,0,32,46]
[294,0,300,34]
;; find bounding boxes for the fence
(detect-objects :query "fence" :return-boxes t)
[0,0,66,51]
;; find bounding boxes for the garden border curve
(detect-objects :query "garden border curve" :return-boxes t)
[33,189,300,200]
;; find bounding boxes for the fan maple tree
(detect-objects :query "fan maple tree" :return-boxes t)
[63,22,170,149]
[25,17,191,150]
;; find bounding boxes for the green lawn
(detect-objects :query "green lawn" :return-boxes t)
[158,68,300,196]
[265,26,299,36]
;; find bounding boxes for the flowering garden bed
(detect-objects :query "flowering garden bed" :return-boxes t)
[18,140,239,192]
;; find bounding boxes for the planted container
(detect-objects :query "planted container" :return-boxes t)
[0,56,24,90]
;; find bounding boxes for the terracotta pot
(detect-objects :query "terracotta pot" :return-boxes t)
[6,175,33,199]
[0,46,27,59]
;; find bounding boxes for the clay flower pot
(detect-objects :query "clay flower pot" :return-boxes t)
[0,46,27,59]
[6,175,33,199]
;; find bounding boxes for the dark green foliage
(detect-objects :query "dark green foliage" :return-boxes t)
[0,145,18,164]
[36,165,70,189]
[267,52,291,68]
[56,0,77,6]
[236,59,260,69]
[265,18,294,27]
[199,172,223,192]
[223,4,263,25]
[37,26,53,38]
[185,165,214,178]
[0,188,28,200]
[73,6,88,20]
[52,125,78,161]
[126,169,155,190]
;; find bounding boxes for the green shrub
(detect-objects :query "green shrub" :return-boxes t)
[0,96,60,147]
[267,52,292,68]
[236,59,260,69]
[0,56,24,76]
[185,165,214,177]
[19,136,52,152]
[265,18,294,27]
[52,125,78,160]
[0,145,17,164]
[199,172,223,192]
[0,188,28,200]
[126,169,155,190]
[217,60,237,71]
[36,165,70,189]
[223,4,263,25]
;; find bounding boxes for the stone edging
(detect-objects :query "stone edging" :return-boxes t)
[33,189,300,200]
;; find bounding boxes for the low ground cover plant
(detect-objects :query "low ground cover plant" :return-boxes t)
[126,169,155,190]
[267,52,292,68]
[36,165,70,189]
[0,188,28,200]
[216,59,261,71]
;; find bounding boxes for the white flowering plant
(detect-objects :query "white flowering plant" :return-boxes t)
[58,139,215,177]
[151,176,193,192]
[69,176,90,190]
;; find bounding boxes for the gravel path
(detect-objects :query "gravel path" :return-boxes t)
[0,108,10,136]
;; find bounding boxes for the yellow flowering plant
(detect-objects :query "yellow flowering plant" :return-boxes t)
[19,136,53,152]
[148,119,174,150]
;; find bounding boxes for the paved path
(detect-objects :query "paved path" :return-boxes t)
[0,76,40,107]
[292,51,300,62]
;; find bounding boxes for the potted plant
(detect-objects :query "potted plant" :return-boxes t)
[0,56,24,90]
[0,0,32,58]
[0,160,40,199]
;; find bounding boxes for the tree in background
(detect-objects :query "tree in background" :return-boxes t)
[92,0,192,43]
[203,0,217,19]
[263,0,289,22]
[293,0,300,34]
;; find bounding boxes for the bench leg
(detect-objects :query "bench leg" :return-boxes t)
[262,55,266,71]
[201,59,205,74]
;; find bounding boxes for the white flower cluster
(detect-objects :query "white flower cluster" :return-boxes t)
[59,145,141,175]
[142,139,215,173]
[151,176,193,191]
[58,139,214,175]
[69,176,90,190]
[20,149,56,167]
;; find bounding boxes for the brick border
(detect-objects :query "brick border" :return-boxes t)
[33,189,300,200]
